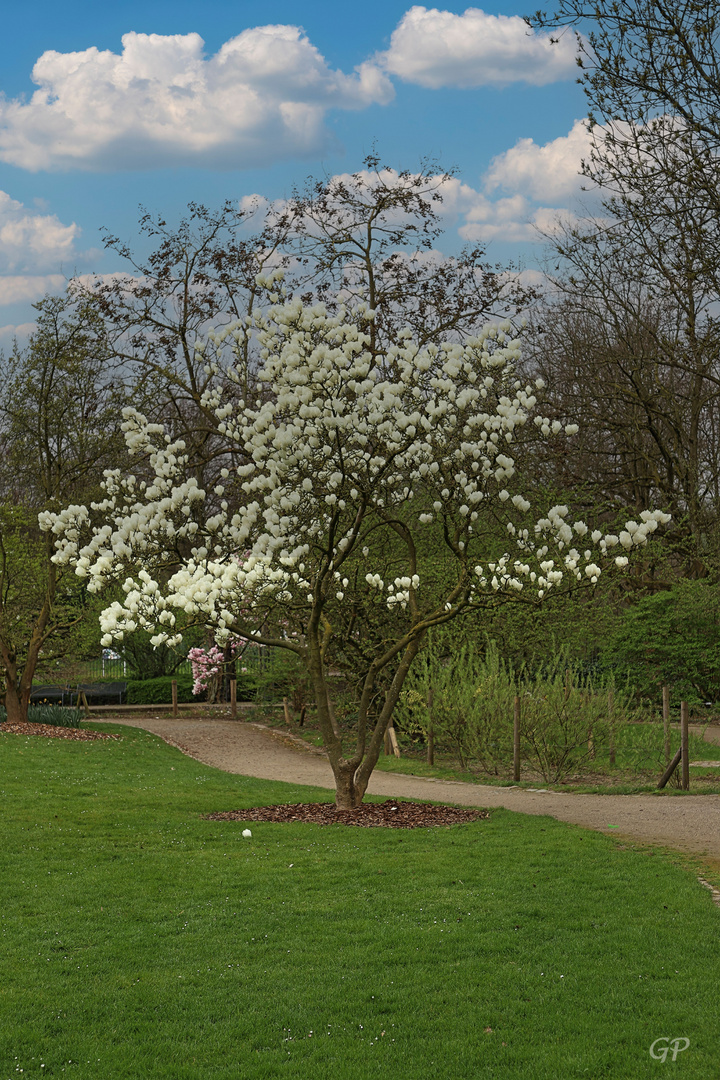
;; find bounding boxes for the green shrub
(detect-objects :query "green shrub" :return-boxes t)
[250,648,309,709]
[125,673,257,705]
[125,675,199,705]
[601,579,720,704]
[517,658,638,782]
[396,638,515,774]
[117,626,204,679]
[396,635,641,782]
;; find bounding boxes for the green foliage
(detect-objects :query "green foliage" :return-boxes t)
[251,647,310,709]
[518,658,632,783]
[0,296,128,712]
[479,584,619,669]
[601,579,720,704]
[124,673,258,706]
[0,702,83,727]
[117,627,201,680]
[0,504,102,689]
[396,634,641,782]
[396,638,514,773]
[0,503,52,646]
[125,675,198,705]
[372,718,720,792]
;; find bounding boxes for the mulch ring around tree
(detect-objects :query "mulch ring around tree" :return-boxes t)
[206,800,489,829]
[0,722,120,741]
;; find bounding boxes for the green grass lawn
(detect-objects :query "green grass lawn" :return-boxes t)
[1,723,719,1079]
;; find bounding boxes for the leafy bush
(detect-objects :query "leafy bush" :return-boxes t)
[251,649,310,710]
[396,636,640,781]
[118,627,202,679]
[517,658,632,782]
[395,638,515,773]
[125,675,198,705]
[125,673,257,705]
[601,579,720,704]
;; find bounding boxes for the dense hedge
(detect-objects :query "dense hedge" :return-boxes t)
[125,675,199,705]
[601,579,720,704]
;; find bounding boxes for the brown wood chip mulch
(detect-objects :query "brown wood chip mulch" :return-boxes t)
[206,800,488,829]
[0,722,119,741]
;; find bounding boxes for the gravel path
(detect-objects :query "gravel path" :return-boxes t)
[107,716,720,860]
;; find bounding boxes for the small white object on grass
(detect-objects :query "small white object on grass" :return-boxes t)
[242,829,252,838]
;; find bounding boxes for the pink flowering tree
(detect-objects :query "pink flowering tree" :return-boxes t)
[188,643,227,699]
[188,640,249,700]
[42,292,669,806]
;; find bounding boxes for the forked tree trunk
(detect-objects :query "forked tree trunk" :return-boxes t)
[306,625,423,807]
[1,534,61,726]
[333,761,365,810]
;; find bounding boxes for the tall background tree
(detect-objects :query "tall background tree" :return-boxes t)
[524,1,720,571]
[0,296,127,721]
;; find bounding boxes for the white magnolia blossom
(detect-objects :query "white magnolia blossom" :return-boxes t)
[39,298,670,645]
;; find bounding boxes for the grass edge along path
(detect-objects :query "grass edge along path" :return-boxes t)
[1,724,719,1079]
[99,716,720,860]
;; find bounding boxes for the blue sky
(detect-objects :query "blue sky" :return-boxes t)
[0,1,594,342]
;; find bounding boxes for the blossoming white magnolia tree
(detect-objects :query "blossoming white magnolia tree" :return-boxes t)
[42,292,669,806]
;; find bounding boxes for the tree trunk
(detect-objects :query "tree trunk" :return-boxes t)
[325,686,341,739]
[0,644,28,723]
[0,563,55,725]
[306,615,425,807]
[3,681,28,724]
[333,761,365,809]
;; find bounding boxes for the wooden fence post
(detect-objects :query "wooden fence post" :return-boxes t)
[230,678,237,720]
[283,697,292,725]
[513,695,521,782]
[384,720,400,757]
[681,700,690,791]
[608,690,616,766]
[171,679,178,719]
[657,747,682,789]
[662,685,671,766]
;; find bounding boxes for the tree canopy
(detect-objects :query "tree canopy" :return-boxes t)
[44,291,668,803]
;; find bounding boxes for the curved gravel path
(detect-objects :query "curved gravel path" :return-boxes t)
[107,716,720,860]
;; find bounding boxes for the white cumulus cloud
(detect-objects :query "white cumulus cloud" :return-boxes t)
[450,120,605,243]
[0,191,81,307]
[459,193,541,242]
[0,191,79,273]
[0,28,394,172]
[379,6,578,88]
[0,275,67,306]
[484,119,597,201]
[0,321,37,342]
